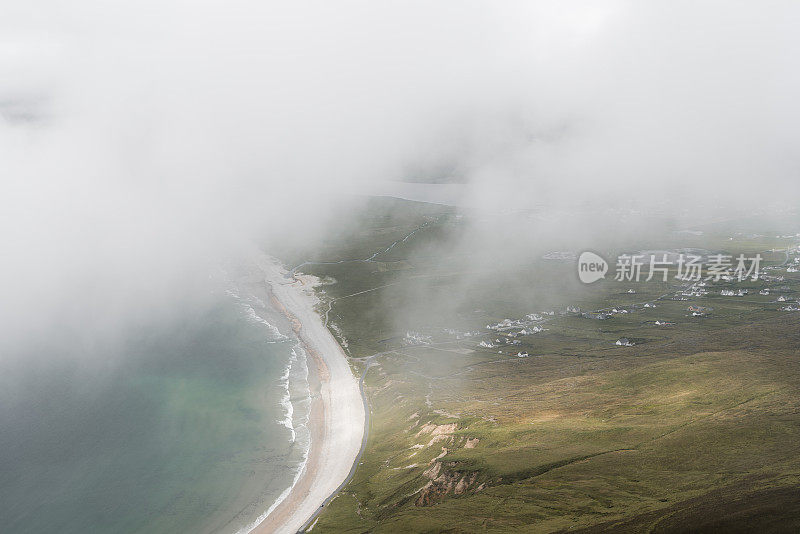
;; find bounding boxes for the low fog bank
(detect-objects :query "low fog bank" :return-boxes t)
[1,1,799,362]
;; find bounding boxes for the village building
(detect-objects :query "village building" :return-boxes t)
[582,312,607,320]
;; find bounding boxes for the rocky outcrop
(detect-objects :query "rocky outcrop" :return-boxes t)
[415,422,457,437]
[414,422,458,447]
[409,422,484,506]
[416,463,479,506]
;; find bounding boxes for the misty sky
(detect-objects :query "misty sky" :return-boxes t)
[1,1,799,355]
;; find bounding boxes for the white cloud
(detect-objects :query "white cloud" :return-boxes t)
[1,1,799,354]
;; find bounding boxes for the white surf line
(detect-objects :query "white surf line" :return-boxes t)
[250,257,364,534]
[296,347,374,532]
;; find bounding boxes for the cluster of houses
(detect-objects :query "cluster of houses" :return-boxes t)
[721,289,748,297]
[688,305,712,317]
[403,331,432,346]
[517,326,545,335]
[487,318,527,331]
[477,311,559,353]
[396,239,800,357]
[475,240,800,353]
[478,337,522,349]
[760,257,794,281]
[442,328,482,340]
[584,305,653,321]
[582,312,608,320]
[679,281,709,299]
[486,314,550,335]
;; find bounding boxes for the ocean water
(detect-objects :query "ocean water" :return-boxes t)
[0,278,310,533]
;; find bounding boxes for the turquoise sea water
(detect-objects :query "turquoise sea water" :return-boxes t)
[0,287,309,533]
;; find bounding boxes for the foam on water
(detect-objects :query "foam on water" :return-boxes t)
[214,264,315,533]
[237,343,311,534]
[277,347,297,442]
[1,280,315,534]
[224,281,289,343]
[241,304,288,342]
[220,269,313,534]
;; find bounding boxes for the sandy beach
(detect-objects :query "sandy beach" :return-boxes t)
[248,257,365,534]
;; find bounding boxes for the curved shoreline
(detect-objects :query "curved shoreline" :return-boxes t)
[249,257,365,534]
[297,353,372,532]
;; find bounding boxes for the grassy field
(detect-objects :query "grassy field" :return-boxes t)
[275,197,800,533]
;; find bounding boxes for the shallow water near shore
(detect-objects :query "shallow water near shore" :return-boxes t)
[0,288,310,534]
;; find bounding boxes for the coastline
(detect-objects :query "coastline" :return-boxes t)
[248,256,365,534]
